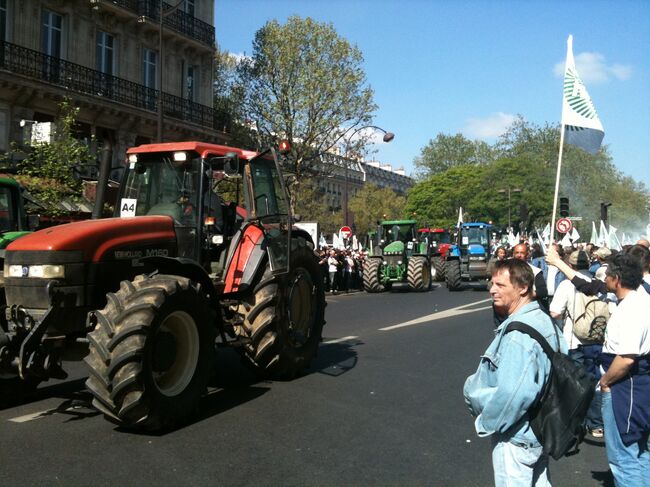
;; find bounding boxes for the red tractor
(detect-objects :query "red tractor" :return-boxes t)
[1,141,325,429]
[417,228,451,282]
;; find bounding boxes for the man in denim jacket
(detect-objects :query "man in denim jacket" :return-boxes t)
[464,259,568,486]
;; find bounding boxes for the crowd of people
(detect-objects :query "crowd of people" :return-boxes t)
[317,248,366,294]
[465,237,650,486]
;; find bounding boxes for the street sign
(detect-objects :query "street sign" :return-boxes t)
[556,218,573,234]
[339,226,352,239]
[567,216,583,221]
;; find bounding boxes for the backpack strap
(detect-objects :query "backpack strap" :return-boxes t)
[642,281,650,296]
[505,321,555,361]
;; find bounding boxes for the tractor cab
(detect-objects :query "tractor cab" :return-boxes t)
[121,142,291,278]
[377,220,422,257]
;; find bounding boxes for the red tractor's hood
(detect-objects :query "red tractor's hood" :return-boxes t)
[6,216,177,262]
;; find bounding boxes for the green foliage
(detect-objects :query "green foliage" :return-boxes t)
[348,184,407,235]
[15,99,94,216]
[414,133,495,179]
[237,16,377,178]
[408,117,650,236]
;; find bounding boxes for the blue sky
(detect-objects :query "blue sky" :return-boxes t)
[215,0,650,187]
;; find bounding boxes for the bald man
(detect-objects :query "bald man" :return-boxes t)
[637,239,650,249]
[512,243,549,304]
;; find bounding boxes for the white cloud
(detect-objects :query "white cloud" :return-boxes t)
[553,52,632,84]
[464,112,517,140]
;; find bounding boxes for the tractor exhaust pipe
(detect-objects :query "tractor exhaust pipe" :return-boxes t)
[92,139,113,219]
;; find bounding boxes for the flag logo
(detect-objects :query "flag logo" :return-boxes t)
[563,67,599,121]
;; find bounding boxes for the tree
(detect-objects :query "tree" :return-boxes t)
[348,184,406,235]
[292,177,342,235]
[238,16,377,185]
[413,133,494,179]
[213,46,257,150]
[14,99,95,216]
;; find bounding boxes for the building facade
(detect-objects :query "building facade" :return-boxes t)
[0,0,227,176]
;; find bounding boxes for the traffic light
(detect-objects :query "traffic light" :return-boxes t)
[600,202,611,223]
[559,197,569,217]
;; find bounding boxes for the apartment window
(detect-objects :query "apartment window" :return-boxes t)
[142,48,157,110]
[185,65,196,102]
[96,31,115,75]
[41,9,62,57]
[184,0,195,16]
[143,48,157,88]
[0,0,7,42]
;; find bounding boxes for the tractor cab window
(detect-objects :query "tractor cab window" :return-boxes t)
[431,232,450,244]
[463,227,489,247]
[249,157,288,218]
[0,186,17,232]
[120,154,202,226]
[384,224,413,243]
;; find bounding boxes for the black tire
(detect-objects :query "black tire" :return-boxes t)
[445,260,462,291]
[85,274,215,429]
[235,243,326,380]
[432,256,446,282]
[362,258,384,293]
[407,256,431,292]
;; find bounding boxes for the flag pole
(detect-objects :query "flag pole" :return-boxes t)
[550,124,566,249]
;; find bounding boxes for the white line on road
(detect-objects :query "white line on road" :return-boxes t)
[379,298,493,331]
[322,335,359,345]
[8,409,56,423]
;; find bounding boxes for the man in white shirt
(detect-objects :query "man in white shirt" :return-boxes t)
[550,250,606,438]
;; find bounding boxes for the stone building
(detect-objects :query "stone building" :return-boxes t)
[0,0,227,177]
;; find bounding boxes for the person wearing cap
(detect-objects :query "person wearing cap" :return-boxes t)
[550,250,607,438]
[593,247,612,281]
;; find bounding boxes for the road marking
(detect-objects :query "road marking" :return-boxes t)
[322,335,359,345]
[8,409,56,423]
[379,298,493,331]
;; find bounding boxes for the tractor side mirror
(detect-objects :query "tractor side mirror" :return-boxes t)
[224,153,239,176]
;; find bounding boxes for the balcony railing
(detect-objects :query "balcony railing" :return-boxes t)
[94,0,215,47]
[0,41,230,134]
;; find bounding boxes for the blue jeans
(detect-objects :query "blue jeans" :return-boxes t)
[569,345,603,429]
[491,438,551,487]
[601,390,650,487]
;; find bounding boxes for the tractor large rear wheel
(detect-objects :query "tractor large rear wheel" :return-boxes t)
[362,258,384,293]
[446,260,462,291]
[432,256,446,282]
[85,275,215,429]
[407,256,431,292]
[235,244,325,380]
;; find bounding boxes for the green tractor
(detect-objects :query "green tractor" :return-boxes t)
[362,219,432,292]
[0,175,38,301]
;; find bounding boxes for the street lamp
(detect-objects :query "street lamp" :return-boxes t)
[156,0,185,142]
[340,125,395,227]
[497,187,522,230]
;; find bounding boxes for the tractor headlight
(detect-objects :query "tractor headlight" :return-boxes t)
[397,260,403,265]
[469,256,485,261]
[7,264,65,278]
[383,261,388,265]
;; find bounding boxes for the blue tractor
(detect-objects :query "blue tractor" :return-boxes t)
[444,222,492,291]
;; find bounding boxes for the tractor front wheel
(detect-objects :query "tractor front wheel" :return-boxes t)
[362,258,384,293]
[445,260,462,291]
[235,243,326,380]
[85,275,215,429]
[407,256,431,292]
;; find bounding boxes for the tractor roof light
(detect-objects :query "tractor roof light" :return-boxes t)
[173,152,187,162]
[128,154,138,164]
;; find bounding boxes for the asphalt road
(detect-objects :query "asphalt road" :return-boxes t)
[0,283,612,486]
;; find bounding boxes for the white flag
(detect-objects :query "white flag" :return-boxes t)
[570,227,580,242]
[560,233,573,248]
[508,230,518,247]
[561,35,605,154]
[598,221,609,247]
[608,225,621,251]
[542,223,551,240]
[457,207,464,228]
[590,221,598,245]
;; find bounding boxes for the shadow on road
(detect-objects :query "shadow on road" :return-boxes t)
[309,339,362,377]
[590,469,614,486]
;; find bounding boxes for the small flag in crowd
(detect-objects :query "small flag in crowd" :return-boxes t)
[561,35,605,154]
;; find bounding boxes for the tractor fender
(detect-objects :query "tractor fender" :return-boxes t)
[291,228,315,249]
[140,256,217,299]
[222,223,268,295]
[447,246,461,259]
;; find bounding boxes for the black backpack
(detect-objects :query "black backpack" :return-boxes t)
[505,321,596,460]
